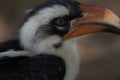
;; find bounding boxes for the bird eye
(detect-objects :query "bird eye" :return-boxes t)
[51,17,68,26]
[56,18,66,26]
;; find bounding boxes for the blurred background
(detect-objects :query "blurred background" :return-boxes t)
[0,0,119,42]
[0,0,120,80]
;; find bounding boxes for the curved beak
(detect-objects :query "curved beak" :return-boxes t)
[64,4,120,40]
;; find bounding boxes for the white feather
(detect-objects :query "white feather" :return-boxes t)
[19,4,80,80]
[0,50,33,58]
[20,4,69,53]
[55,38,80,80]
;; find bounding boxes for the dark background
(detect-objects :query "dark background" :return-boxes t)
[0,1,120,80]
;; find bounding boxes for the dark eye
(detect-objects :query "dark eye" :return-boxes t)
[51,17,68,26]
[56,18,66,26]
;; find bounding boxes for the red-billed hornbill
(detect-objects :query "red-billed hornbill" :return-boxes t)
[0,0,120,80]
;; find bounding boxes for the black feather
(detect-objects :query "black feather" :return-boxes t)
[0,39,23,52]
[0,54,65,80]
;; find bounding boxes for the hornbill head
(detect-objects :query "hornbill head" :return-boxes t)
[19,0,120,80]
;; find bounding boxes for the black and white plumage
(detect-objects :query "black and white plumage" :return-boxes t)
[19,0,120,79]
[20,0,81,53]
[0,0,120,80]
[19,0,82,80]
[0,0,82,80]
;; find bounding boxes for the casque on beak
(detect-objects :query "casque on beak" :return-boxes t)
[64,4,120,40]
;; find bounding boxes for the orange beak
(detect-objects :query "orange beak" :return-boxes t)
[64,4,120,40]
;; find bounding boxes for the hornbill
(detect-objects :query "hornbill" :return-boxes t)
[0,0,120,80]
